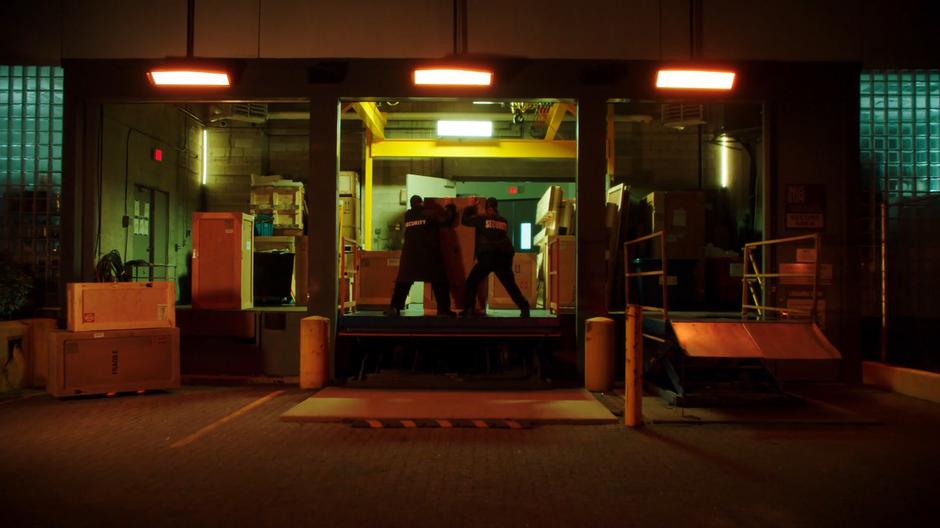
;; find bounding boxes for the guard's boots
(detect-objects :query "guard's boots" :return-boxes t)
[520,305,531,318]
[383,307,401,317]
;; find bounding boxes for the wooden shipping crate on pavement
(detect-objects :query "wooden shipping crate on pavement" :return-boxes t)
[47,327,180,398]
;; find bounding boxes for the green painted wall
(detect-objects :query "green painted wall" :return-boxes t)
[100,104,202,301]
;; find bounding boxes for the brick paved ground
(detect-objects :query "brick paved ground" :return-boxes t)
[1,384,937,527]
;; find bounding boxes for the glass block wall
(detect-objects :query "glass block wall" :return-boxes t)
[860,70,940,198]
[0,65,64,307]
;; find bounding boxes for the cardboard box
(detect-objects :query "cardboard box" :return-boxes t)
[193,212,254,310]
[67,282,176,332]
[250,174,283,186]
[47,327,180,398]
[548,235,576,314]
[339,196,360,242]
[537,186,564,226]
[338,171,360,197]
[356,251,401,307]
[423,197,485,314]
[488,252,538,309]
[644,191,705,259]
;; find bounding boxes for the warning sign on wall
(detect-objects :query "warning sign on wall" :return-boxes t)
[785,184,826,229]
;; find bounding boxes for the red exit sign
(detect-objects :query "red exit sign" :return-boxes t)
[152,148,163,162]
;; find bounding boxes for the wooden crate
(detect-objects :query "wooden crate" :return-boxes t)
[356,251,401,308]
[488,252,538,309]
[67,282,176,332]
[548,235,576,314]
[47,327,180,398]
[192,212,254,310]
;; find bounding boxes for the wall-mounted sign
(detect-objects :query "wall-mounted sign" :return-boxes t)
[786,213,824,229]
[785,184,826,229]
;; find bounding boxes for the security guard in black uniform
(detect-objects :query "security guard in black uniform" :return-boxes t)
[385,195,457,317]
[460,197,530,318]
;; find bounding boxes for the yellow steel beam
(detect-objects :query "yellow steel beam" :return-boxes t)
[544,103,577,141]
[370,139,576,159]
[543,103,567,141]
[364,130,374,250]
[351,102,386,140]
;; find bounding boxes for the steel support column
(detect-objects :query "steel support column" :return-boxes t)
[576,95,609,377]
[308,95,340,381]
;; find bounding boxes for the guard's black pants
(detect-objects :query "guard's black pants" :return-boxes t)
[390,280,451,312]
[463,253,530,312]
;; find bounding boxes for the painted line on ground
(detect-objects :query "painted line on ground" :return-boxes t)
[170,390,285,448]
[350,419,532,429]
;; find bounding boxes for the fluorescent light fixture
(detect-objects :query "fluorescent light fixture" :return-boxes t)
[148,70,231,86]
[473,101,499,105]
[719,135,729,188]
[202,129,208,185]
[656,69,735,90]
[437,120,493,137]
[414,68,492,86]
[520,223,532,250]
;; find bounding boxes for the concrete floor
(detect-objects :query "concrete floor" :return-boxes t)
[1,384,937,527]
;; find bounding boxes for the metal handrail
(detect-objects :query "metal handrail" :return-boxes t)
[741,232,820,322]
[624,230,669,321]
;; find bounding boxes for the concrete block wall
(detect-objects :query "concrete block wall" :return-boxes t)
[614,121,700,198]
[99,104,201,299]
[206,127,263,213]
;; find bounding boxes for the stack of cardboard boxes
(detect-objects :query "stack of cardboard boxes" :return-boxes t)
[47,282,180,397]
[422,197,486,314]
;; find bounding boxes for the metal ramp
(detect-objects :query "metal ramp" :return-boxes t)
[671,320,840,361]
[645,318,841,407]
[624,233,841,406]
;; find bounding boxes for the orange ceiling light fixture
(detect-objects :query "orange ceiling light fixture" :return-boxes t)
[147,69,231,87]
[413,68,493,86]
[656,69,736,91]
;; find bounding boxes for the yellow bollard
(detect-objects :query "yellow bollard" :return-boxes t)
[585,317,614,392]
[625,305,644,427]
[299,316,329,389]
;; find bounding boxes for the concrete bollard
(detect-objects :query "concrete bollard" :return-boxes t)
[299,316,329,389]
[585,317,614,392]
[625,305,644,427]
